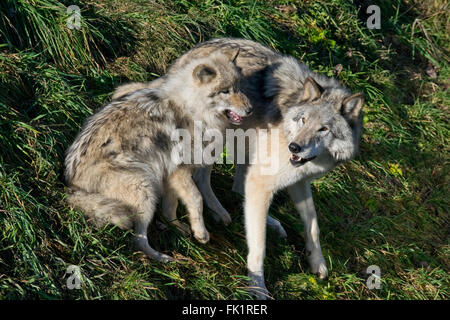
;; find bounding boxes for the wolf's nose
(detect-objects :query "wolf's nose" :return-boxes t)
[245,107,253,115]
[288,142,301,153]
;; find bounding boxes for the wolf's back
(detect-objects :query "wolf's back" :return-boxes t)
[111,78,164,100]
[169,38,279,77]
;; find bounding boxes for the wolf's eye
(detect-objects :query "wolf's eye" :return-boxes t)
[318,127,328,132]
[301,117,306,124]
[219,89,230,95]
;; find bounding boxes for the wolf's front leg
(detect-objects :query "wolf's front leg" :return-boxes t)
[244,168,274,299]
[169,167,209,244]
[287,181,328,279]
[161,184,191,236]
[233,164,287,239]
[193,166,232,225]
[231,163,247,195]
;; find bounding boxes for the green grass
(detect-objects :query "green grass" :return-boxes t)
[0,0,448,299]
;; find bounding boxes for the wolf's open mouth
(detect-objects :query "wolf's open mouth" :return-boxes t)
[226,110,243,124]
[290,154,316,167]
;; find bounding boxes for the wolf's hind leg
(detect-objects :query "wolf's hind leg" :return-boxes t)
[134,196,174,263]
[194,166,232,225]
[287,180,328,279]
[108,172,173,263]
[169,167,209,244]
[134,214,174,263]
[162,184,191,236]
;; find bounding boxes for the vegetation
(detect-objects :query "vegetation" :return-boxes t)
[0,0,448,299]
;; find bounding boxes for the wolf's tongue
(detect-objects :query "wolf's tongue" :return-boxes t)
[227,110,242,122]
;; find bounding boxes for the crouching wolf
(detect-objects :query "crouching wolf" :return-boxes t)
[160,38,364,298]
[64,51,252,262]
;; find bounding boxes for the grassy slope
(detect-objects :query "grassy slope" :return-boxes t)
[0,0,448,299]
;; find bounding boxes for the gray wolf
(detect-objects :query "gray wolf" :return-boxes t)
[241,64,363,298]
[65,50,252,262]
[153,38,364,299]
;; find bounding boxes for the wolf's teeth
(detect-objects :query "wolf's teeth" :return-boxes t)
[227,110,242,123]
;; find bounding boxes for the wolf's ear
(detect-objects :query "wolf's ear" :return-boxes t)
[223,48,240,64]
[193,64,217,84]
[302,77,323,101]
[341,93,364,124]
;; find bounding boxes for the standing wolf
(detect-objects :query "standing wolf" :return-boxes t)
[149,39,363,298]
[64,51,252,262]
[240,59,363,298]
[112,38,364,299]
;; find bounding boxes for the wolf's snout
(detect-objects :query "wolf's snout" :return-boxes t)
[288,142,301,154]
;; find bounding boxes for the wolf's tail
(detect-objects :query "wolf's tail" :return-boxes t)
[66,187,135,230]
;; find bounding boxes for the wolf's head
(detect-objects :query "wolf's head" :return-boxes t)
[165,50,252,125]
[265,57,364,167]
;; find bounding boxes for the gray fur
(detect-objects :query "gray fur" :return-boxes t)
[109,38,364,297]
[161,38,364,298]
[65,51,252,262]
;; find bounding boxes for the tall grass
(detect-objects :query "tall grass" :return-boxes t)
[0,0,137,71]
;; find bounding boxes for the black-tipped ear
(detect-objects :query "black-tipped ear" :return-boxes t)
[231,48,240,63]
[302,77,323,101]
[223,48,240,64]
[193,64,217,84]
[341,93,364,124]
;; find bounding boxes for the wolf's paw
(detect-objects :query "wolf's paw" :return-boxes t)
[308,251,328,279]
[314,263,329,279]
[155,253,175,263]
[171,220,192,236]
[266,216,287,239]
[194,229,210,244]
[209,207,232,226]
[218,211,232,226]
[248,271,272,300]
